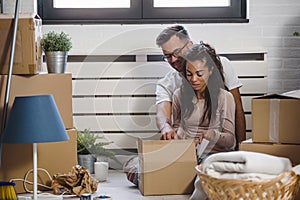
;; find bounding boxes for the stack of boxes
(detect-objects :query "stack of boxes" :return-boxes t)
[0,14,77,193]
[240,93,300,166]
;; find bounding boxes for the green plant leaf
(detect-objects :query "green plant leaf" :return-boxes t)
[76,128,116,161]
[41,31,72,52]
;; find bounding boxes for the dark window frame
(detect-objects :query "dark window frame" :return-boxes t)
[38,0,248,24]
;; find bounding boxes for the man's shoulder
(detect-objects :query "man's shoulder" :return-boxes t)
[219,56,232,68]
[158,70,182,83]
[220,88,234,100]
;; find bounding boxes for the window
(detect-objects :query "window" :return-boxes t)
[38,0,248,24]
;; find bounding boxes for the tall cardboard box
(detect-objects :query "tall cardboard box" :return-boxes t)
[0,129,77,193]
[0,73,73,129]
[252,94,300,144]
[0,13,43,74]
[138,139,197,195]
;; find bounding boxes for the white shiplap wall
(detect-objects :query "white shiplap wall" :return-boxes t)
[2,0,299,152]
[64,52,267,150]
[4,0,299,93]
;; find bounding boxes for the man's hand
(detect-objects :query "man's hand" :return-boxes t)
[160,125,178,140]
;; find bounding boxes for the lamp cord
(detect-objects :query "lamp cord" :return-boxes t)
[9,168,76,198]
[10,168,53,193]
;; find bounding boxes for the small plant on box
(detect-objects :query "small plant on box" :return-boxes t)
[41,31,72,73]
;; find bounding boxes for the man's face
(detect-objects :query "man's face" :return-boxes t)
[161,35,191,74]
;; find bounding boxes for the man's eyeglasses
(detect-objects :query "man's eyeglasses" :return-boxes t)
[162,41,189,61]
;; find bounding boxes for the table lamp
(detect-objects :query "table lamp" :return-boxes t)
[1,95,69,200]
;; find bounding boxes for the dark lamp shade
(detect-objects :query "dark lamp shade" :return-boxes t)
[2,95,69,144]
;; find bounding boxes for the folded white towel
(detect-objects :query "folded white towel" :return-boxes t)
[192,151,294,200]
[203,151,292,177]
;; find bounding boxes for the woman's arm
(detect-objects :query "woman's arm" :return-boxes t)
[205,91,236,149]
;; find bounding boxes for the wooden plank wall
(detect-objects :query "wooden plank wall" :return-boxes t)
[66,51,268,152]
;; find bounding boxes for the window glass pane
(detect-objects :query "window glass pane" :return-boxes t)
[53,0,130,8]
[38,0,247,24]
[154,0,230,7]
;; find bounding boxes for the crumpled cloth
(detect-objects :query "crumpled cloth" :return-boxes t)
[51,165,98,196]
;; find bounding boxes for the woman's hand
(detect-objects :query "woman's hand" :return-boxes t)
[176,127,186,139]
[194,132,204,144]
[204,129,217,141]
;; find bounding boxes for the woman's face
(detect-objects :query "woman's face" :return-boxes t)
[186,60,212,97]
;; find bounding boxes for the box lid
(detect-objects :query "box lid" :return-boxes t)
[138,139,197,163]
[282,89,300,98]
[253,93,299,100]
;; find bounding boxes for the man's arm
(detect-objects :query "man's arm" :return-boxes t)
[156,101,177,140]
[229,88,246,150]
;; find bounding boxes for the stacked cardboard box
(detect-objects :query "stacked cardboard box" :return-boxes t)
[240,92,300,166]
[0,74,73,128]
[0,73,76,193]
[240,91,300,199]
[0,13,43,74]
[0,13,77,194]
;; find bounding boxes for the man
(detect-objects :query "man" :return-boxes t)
[155,25,246,149]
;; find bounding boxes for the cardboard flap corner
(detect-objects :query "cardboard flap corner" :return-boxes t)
[253,93,299,100]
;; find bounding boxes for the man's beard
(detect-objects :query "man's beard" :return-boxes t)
[171,57,186,73]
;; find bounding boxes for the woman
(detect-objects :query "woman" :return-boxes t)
[172,42,236,162]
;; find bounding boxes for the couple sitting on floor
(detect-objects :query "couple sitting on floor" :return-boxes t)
[124,25,245,200]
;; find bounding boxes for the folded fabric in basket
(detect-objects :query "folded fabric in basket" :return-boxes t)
[202,151,292,180]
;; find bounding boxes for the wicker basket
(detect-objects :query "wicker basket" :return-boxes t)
[196,165,300,200]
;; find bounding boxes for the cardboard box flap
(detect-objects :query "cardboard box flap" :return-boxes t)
[254,93,299,100]
[282,89,300,98]
[138,139,196,163]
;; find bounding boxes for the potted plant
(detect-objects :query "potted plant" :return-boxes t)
[41,31,72,73]
[77,128,116,174]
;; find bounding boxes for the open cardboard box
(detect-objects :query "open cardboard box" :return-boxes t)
[137,139,197,196]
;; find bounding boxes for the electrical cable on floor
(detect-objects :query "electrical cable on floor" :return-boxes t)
[9,168,76,199]
[10,168,52,193]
